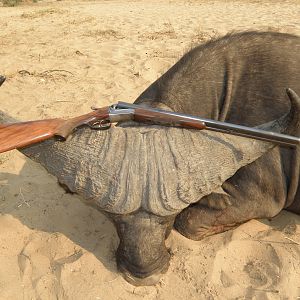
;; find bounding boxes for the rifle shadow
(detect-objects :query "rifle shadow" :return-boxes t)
[0,154,119,274]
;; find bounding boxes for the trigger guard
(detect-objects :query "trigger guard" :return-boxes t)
[89,119,111,130]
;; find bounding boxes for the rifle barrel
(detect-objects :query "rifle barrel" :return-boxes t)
[116,101,300,147]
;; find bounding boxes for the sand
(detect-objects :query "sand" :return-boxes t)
[0,0,300,299]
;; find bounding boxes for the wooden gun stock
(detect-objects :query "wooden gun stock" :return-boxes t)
[0,107,110,154]
[0,119,65,153]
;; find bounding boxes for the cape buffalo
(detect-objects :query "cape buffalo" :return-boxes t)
[1,31,299,286]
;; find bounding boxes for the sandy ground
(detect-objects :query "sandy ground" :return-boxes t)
[0,0,300,299]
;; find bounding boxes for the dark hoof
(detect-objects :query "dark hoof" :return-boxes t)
[174,214,210,240]
[175,217,237,241]
[174,206,238,241]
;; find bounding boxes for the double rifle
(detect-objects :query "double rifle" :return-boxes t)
[1,97,300,154]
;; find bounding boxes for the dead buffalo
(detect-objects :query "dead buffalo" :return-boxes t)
[1,31,300,286]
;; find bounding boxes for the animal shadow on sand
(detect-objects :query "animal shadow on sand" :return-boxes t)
[0,156,119,276]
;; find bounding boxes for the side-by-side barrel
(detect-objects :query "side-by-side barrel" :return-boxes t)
[116,100,300,147]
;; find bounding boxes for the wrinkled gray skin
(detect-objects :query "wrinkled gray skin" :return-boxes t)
[1,31,300,286]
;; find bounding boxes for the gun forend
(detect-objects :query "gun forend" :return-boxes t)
[116,101,300,147]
